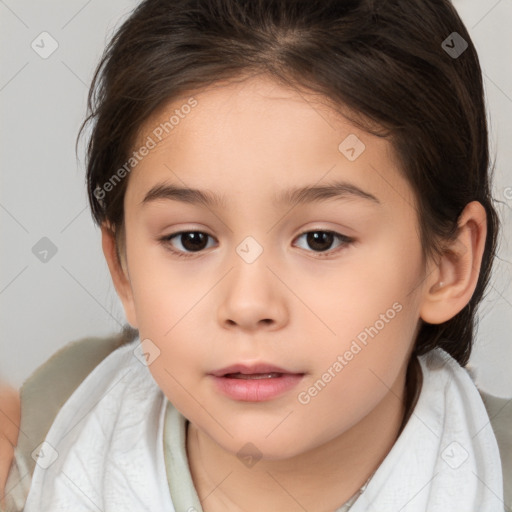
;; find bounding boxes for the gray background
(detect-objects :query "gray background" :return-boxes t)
[1,0,511,397]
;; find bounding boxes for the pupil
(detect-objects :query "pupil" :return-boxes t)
[182,232,207,251]
[308,232,333,252]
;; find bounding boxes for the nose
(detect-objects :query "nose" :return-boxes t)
[217,250,289,332]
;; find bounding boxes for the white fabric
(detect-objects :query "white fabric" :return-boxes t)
[22,338,504,512]
[22,339,174,512]
[350,348,504,512]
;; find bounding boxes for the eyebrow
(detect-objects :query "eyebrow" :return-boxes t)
[140,179,381,209]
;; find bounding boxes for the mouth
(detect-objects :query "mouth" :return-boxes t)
[211,363,301,377]
[209,363,305,401]
[223,372,288,380]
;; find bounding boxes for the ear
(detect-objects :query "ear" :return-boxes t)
[101,223,138,328]
[419,201,487,324]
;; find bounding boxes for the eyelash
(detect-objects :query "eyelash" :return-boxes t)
[158,229,354,259]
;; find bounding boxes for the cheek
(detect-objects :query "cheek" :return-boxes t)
[294,228,422,414]
[125,250,209,397]
[300,231,420,344]
[292,308,416,450]
[137,322,207,416]
[127,242,206,332]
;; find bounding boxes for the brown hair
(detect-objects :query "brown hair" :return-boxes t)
[77,0,500,366]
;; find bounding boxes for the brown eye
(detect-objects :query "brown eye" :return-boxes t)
[160,231,215,257]
[159,229,354,259]
[294,230,353,257]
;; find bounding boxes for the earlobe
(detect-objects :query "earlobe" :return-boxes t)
[100,223,138,328]
[419,201,487,325]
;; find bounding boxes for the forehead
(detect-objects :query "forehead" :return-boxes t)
[125,75,415,212]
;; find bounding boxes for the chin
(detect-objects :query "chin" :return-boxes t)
[207,423,326,463]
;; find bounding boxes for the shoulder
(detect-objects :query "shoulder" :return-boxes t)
[18,328,137,460]
[2,328,137,512]
[479,389,512,509]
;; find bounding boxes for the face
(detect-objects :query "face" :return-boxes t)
[113,74,430,460]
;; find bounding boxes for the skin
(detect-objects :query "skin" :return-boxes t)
[0,382,20,508]
[102,74,484,511]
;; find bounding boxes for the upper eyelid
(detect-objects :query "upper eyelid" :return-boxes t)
[161,228,352,253]
[161,227,348,240]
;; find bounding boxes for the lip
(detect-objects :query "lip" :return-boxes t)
[210,363,296,377]
[209,363,305,402]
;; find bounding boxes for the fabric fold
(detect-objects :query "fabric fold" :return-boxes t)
[22,339,174,512]
[350,349,504,511]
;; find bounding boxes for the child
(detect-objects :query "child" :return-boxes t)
[2,0,510,510]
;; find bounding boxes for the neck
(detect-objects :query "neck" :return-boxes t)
[186,356,420,512]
